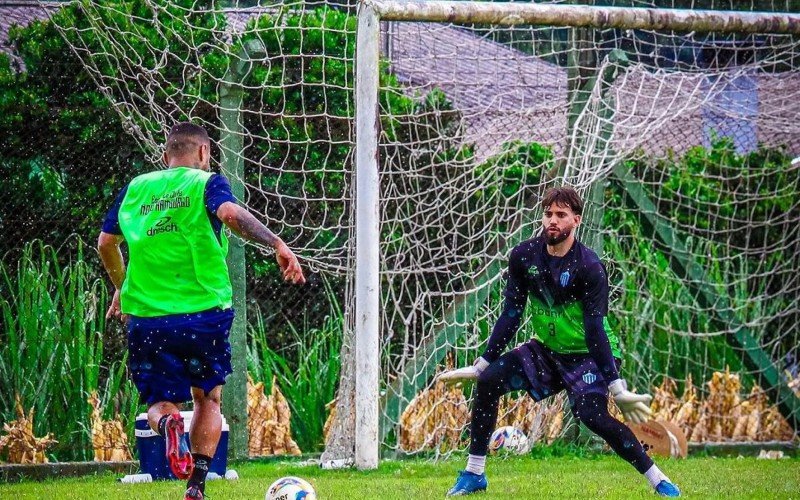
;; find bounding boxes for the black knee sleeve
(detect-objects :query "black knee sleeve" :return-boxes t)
[467,356,527,456]
[468,371,505,456]
[572,393,654,474]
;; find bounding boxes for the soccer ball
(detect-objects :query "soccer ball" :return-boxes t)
[489,426,530,454]
[266,476,317,500]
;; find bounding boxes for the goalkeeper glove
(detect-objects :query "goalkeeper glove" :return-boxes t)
[608,378,652,424]
[437,357,490,384]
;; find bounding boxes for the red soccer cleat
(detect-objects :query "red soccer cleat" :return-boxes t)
[164,413,194,480]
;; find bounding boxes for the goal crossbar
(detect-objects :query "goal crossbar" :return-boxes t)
[369,0,800,34]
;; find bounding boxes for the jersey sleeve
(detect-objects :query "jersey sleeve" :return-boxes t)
[581,261,619,380]
[481,245,529,362]
[581,261,610,317]
[101,184,129,235]
[584,315,620,381]
[205,173,238,214]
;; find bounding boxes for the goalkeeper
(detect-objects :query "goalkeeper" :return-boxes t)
[442,186,680,497]
[98,122,305,500]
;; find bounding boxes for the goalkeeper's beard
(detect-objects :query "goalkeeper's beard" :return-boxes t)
[546,227,572,245]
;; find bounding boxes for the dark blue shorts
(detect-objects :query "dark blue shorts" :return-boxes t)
[512,339,620,404]
[128,308,235,406]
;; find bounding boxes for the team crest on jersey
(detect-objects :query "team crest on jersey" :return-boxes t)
[528,265,539,276]
[560,271,570,287]
[582,372,597,384]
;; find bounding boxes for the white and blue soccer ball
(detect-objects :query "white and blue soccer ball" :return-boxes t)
[266,476,317,500]
[489,425,530,455]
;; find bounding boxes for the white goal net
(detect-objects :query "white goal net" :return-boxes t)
[48,0,800,466]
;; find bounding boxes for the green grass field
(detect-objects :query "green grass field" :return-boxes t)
[1,454,798,499]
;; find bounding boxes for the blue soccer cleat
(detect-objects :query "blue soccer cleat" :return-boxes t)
[446,470,488,496]
[655,479,681,497]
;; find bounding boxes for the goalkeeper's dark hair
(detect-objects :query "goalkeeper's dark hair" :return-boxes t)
[541,186,584,215]
[166,122,210,157]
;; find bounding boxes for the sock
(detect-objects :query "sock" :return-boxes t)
[465,454,486,475]
[157,415,170,437]
[187,453,212,493]
[644,464,669,488]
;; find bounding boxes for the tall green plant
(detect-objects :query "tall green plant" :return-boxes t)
[0,240,139,461]
[247,281,343,453]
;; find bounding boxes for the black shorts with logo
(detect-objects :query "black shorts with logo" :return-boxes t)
[127,308,234,405]
[511,339,620,404]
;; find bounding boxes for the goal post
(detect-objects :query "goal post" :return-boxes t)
[354,0,800,468]
[354,2,382,470]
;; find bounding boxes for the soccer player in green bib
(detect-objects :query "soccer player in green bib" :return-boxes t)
[439,186,680,497]
[98,123,305,500]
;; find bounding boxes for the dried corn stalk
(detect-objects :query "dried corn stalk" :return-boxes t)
[651,370,795,443]
[703,368,742,441]
[743,386,794,442]
[689,412,709,442]
[394,365,797,453]
[673,376,699,439]
[647,375,699,440]
[398,350,568,453]
[322,398,336,443]
[0,395,57,464]
[545,405,564,443]
[399,380,470,453]
[497,392,566,445]
[651,377,681,421]
[87,392,132,461]
[247,376,302,457]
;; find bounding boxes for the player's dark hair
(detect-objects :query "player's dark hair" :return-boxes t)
[165,122,209,157]
[541,186,584,215]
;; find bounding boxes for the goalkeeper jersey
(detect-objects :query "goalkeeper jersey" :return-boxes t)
[483,236,621,360]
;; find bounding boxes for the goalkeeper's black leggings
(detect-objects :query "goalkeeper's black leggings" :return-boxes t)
[469,351,654,474]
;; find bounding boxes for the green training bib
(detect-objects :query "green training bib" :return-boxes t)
[117,167,232,317]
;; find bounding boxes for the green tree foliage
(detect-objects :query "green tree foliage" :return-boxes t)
[225,8,473,337]
[52,0,229,131]
[1,2,470,338]
[0,20,147,258]
[0,1,474,457]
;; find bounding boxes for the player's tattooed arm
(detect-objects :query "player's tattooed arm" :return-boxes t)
[217,201,306,285]
[217,201,281,248]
